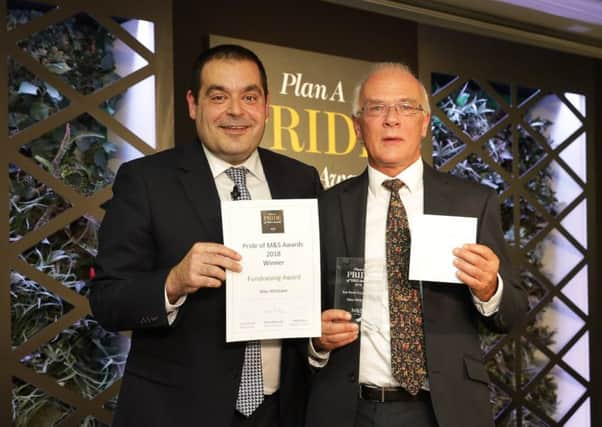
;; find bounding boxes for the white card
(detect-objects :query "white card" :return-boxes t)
[409,214,477,283]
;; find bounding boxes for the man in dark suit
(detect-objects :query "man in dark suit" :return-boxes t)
[305,63,527,427]
[90,44,321,427]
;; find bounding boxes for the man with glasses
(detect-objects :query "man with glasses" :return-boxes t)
[305,63,527,427]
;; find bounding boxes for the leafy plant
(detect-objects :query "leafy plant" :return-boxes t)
[9,8,127,426]
[432,78,559,425]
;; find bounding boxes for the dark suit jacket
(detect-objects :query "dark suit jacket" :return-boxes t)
[90,140,322,427]
[305,163,527,427]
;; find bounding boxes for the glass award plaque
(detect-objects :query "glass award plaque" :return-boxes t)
[334,257,364,322]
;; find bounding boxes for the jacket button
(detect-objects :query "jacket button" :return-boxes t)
[349,372,356,382]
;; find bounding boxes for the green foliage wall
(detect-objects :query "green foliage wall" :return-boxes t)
[9,9,128,426]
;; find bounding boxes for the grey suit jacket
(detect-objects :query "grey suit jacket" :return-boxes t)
[306,163,527,427]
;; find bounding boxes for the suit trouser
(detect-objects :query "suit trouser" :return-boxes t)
[231,392,280,427]
[353,395,438,427]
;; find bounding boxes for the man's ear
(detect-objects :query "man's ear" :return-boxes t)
[185,90,198,120]
[353,116,362,140]
[421,113,431,138]
[265,93,270,120]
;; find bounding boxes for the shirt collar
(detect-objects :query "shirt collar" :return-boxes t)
[202,144,267,182]
[368,158,423,199]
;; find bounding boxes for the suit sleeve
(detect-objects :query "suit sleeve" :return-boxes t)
[89,162,171,332]
[478,189,528,333]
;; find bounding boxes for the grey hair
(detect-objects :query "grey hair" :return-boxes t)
[351,62,431,117]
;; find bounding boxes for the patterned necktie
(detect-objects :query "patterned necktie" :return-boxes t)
[382,178,427,395]
[225,167,264,416]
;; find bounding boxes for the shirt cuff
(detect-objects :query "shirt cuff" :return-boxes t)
[472,274,504,317]
[308,338,330,368]
[165,287,186,325]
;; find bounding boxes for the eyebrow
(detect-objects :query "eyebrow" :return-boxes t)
[204,84,264,95]
[365,97,419,104]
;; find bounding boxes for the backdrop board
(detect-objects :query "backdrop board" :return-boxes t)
[211,35,375,188]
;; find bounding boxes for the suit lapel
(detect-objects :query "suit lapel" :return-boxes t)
[176,141,223,242]
[423,162,453,216]
[339,170,369,257]
[258,148,288,199]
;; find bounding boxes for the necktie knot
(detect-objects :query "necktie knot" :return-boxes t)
[225,167,248,187]
[382,178,404,193]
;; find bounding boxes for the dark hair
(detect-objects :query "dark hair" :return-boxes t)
[190,44,268,102]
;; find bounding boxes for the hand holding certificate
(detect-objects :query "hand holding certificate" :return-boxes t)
[222,199,321,342]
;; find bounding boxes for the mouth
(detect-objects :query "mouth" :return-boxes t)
[219,124,252,135]
[382,136,403,143]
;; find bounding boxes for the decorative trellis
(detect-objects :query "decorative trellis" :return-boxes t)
[3,2,595,426]
[429,72,590,426]
[2,1,173,425]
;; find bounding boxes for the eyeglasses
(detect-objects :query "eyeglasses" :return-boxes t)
[360,101,425,117]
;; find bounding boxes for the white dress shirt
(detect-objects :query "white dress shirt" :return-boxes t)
[164,145,281,395]
[310,158,503,387]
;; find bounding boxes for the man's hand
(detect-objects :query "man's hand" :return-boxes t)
[165,242,241,303]
[312,309,359,352]
[453,243,499,301]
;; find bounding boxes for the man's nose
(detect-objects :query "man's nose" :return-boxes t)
[383,106,401,127]
[227,98,243,115]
